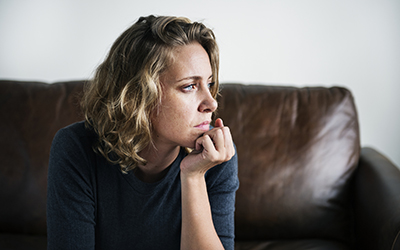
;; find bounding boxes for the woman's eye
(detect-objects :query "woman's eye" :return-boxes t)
[182,82,214,92]
[183,84,196,91]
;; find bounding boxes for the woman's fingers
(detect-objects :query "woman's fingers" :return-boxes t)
[214,118,224,128]
[182,118,234,175]
[202,121,234,162]
[221,126,234,157]
[207,128,225,152]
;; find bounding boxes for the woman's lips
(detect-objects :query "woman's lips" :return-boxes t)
[195,121,211,131]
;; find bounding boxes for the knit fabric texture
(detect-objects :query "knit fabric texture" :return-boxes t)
[47,121,239,249]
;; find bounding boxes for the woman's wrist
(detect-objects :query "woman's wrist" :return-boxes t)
[180,165,208,183]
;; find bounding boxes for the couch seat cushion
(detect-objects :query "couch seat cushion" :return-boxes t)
[235,239,352,250]
[0,234,47,250]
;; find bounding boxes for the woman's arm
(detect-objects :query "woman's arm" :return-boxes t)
[47,125,96,249]
[180,118,236,250]
[180,173,224,249]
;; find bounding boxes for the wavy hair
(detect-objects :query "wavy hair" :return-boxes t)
[81,15,220,173]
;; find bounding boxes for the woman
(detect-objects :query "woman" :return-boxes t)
[47,15,239,249]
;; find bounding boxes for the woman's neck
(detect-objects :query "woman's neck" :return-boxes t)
[136,145,180,183]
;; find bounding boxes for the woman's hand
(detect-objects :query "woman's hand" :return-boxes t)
[180,118,234,177]
[180,118,234,250]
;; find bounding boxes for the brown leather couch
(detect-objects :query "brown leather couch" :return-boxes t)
[1,80,399,250]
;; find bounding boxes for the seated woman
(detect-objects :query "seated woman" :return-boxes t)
[46,15,239,250]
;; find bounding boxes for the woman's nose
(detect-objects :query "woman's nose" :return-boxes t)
[198,88,218,113]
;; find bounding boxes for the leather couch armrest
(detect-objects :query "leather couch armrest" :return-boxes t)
[353,147,400,250]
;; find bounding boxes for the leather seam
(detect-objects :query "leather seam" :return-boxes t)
[391,230,400,250]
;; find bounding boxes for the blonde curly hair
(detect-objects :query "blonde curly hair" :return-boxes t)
[81,15,220,173]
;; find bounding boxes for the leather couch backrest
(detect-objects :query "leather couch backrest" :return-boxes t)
[0,80,85,235]
[217,84,360,244]
[0,81,360,243]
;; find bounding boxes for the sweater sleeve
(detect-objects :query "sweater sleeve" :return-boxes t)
[206,146,240,250]
[47,124,97,249]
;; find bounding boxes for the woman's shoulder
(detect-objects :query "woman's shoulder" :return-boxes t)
[56,120,95,137]
[49,121,99,181]
[53,121,96,144]
[51,121,98,158]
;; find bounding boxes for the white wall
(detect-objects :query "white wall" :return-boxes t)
[1,0,399,167]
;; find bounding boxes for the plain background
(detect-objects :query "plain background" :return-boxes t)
[1,0,399,168]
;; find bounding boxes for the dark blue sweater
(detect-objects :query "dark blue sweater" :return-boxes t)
[47,121,239,249]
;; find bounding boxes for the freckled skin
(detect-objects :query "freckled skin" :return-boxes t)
[152,42,217,150]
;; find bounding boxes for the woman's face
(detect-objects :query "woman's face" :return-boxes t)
[151,42,217,149]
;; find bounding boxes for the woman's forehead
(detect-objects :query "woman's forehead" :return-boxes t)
[161,43,212,83]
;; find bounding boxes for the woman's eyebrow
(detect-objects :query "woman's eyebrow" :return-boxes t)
[176,74,213,83]
[176,76,200,82]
